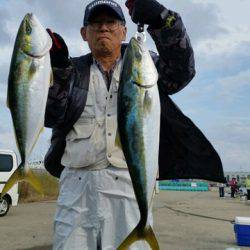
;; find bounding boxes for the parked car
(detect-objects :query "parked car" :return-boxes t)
[0,149,19,216]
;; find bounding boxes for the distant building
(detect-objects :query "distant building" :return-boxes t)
[28,160,44,169]
[225,171,250,186]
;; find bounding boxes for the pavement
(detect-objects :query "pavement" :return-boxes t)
[0,189,250,250]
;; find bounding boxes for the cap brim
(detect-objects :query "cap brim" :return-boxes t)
[86,5,125,25]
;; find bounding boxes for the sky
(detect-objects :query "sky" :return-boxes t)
[0,0,249,172]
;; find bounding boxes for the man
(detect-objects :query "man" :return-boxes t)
[218,182,225,198]
[45,0,225,249]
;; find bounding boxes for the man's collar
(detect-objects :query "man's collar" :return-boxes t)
[93,56,121,74]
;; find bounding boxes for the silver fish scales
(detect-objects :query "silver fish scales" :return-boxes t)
[117,33,160,249]
[1,13,52,197]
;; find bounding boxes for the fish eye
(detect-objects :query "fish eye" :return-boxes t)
[26,23,32,35]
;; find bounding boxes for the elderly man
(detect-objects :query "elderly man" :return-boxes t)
[45,0,224,249]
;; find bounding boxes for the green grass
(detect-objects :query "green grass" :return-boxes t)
[19,169,59,203]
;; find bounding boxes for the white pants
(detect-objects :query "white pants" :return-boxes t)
[53,166,153,250]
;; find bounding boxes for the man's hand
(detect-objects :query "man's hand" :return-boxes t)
[46,29,70,68]
[125,0,168,28]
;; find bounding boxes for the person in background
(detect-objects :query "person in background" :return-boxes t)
[246,175,250,200]
[218,182,225,198]
[229,177,238,198]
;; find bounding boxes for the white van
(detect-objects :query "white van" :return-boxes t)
[0,149,19,216]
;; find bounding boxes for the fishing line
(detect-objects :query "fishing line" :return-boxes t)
[161,204,234,224]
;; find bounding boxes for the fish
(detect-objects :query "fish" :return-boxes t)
[117,34,161,249]
[1,13,52,198]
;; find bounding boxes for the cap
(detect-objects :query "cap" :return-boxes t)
[84,0,126,27]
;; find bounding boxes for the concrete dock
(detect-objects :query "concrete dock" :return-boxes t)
[0,189,249,249]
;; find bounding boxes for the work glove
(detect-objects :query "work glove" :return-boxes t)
[46,29,70,68]
[125,0,168,28]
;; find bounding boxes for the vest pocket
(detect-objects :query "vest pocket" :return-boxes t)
[64,118,97,167]
[67,118,95,141]
[82,92,95,118]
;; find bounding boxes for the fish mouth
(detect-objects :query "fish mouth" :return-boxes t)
[24,13,36,25]
[132,81,155,89]
[21,49,47,58]
[24,13,33,20]
[131,36,140,45]
[21,13,52,58]
[130,37,143,54]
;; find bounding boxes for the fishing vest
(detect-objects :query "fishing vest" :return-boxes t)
[61,59,127,169]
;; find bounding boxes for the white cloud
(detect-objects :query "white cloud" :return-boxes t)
[0,83,7,100]
[206,120,250,172]
[216,140,249,172]
[0,7,11,45]
[219,69,250,89]
[167,0,228,44]
[196,26,250,56]
[0,47,12,84]
[200,68,250,103]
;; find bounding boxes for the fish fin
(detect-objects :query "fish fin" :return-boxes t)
[0,165,44,199]
[28,126,44,156]
[115,129,122,149]
[143,90,152,115]
[117,225,140,250]
[39,126,44,134]
[28,61,37,80]
[0,164,24,198]
[144,225,160,249]
[117,224,159,250]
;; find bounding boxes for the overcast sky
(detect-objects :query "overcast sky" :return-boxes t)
[0,0,249,172]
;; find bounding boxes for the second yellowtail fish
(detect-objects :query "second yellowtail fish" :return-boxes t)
[117,32,161,249]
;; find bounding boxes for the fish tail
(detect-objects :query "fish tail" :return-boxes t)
[0,164,44,198]
[117,224,159,250]
[25,168,44,197]
[0,164,24,198]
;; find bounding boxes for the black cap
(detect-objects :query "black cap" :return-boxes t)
[84,0,126,27]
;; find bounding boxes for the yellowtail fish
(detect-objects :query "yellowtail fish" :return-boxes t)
[117,33,160,249]
[1,13,52,198]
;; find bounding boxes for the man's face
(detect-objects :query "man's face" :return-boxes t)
[81,10,127,56]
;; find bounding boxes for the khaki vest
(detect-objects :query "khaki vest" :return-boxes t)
[61,60,127,169]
